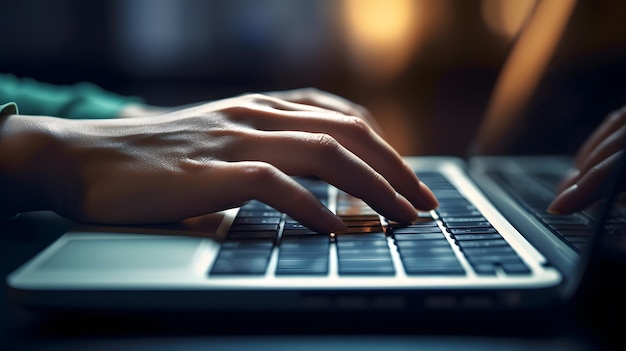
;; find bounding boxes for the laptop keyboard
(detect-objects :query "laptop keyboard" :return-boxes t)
[487,170,596,253]
[210,173,531,277]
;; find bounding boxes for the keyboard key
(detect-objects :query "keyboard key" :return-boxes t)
[210,256,271,275]
[338,258,395,275]
[501,262,531,275]
[449,228,499,235]
[395,240,451,249]
[276,257,329,275]
[335,232,386,241]
[228,224,279,232]
[226,231,278,240]
[453,233,502,241]
[391,227,443,234]
[394,233,446,241]
[445,221,492,229]
[456,239,509,248]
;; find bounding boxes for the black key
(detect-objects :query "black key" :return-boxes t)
[394,233,446,241]
[233,216,281,225]
[466,255,524,265]
[453,233,503,241]
[401,256,465,275]
[391,227,443,234]
[229,224,279,232]
[443,216,487,223]
[278,250,328,259]
[281,240,329,251]
[282,229,326,236]
[340,214,381,222]
[456,239,509,248]
[472,264,498,275]
[335,232,386,241]
[338,258,395,275]
[210,257,270,275]
[397,246,456,258]
[215,249,272,259]
[335,226,383,234]
[336,240,389,248]
[461,246,515,256]
[221,239,274,250]
[501,263,531,275]
[439,210,482,218]
[337,247,392,257]
[548,223,593,231]
[395,240,451,249]
[445,221,492,229]
[449,228,498,235]
[226,231,278,240]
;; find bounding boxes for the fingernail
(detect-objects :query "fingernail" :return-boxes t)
[396,193,419,222]
[415,181,439,210]
[547,184,578,214]
[319,206,347,232]
[557,168,579,192]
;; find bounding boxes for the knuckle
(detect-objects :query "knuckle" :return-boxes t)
[344,115,370,133]
[308,133,340,153]
[301,87,320,96]
[241,162,279,186]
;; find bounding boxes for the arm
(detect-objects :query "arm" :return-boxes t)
[0,90,438,232]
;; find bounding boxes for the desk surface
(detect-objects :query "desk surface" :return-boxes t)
[0,212,615,351]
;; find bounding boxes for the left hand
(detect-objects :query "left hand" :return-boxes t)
[548,105,626,214]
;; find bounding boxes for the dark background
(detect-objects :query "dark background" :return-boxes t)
[1,0,625,155]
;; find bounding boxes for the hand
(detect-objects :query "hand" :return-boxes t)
[548,105,626,214]
[0,89,438,232]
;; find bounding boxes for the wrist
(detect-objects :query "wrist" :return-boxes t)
[0,115,67,214]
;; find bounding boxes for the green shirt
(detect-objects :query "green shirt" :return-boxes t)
[0,73,143,119]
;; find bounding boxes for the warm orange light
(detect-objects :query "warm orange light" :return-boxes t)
[482,0,536,39]
[341,0,437,84]
[473,0,576,154]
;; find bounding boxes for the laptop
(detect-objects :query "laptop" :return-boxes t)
[5,1,625,315]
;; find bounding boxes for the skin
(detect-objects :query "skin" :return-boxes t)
[0,88,438,233]
[548,105,626,214]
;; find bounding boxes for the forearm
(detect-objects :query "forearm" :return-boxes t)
[0,114,66,215]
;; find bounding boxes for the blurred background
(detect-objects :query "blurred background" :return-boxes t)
[1,0,625,156]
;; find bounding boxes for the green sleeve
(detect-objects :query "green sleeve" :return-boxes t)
[0,102,17,117]
[0,102,19,219]
[0,73,144,119]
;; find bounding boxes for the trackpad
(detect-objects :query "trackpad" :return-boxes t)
[37,237,203,271]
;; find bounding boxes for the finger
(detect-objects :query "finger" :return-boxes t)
[219,129,423,223]
[574,106,626,168]
[236,109,438,212]
[558,124,626,192]
[548,151,624,214]
[263,88,386,137]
